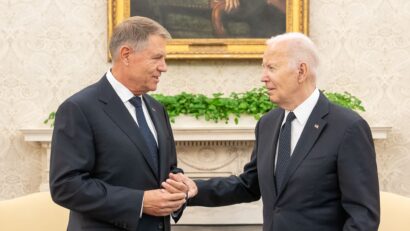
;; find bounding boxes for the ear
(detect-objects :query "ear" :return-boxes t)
[119,45,132,66]
[297,63,308,83]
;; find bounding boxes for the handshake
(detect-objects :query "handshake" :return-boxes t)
[142,173,198,217]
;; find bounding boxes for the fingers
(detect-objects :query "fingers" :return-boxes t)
[225,0,232,12]
[165,191,186,201]
[147,200,183,216]
[142,189,186,217]
[225,0,240,13]
[161,179,188,194]
[142,173,198,217]
[186,180,198,198]
[161,191,186,213]
[164,195,186,209]
[168,172,185,182]
[233,0,239,9]
[168,173,198,198]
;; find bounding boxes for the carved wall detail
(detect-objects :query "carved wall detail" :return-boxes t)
[176,141,254,178]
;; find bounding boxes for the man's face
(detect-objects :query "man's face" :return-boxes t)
[126,34,167,95]
[261,43,300,109]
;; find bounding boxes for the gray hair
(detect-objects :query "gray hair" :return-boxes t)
[109,16,171,61]
[266,32,320,76]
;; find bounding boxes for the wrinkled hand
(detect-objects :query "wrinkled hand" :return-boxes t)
[224,0,240,13]
[161,175,189,195]
[142,189,186,216]
[164,173,198,199]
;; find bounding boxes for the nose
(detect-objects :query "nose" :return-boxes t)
[158,58,167,72]
[261,68,269,83]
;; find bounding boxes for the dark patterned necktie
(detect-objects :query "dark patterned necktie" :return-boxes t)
[275,112,296,190]
[129,96,159,174]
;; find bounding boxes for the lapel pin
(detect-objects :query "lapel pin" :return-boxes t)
[314,124,319,129]
[152,108,156,112]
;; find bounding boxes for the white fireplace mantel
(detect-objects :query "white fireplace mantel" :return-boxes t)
[20,118,391,191]
[21,116,392,142]
[20,119,391,224]
[21,125,392,143]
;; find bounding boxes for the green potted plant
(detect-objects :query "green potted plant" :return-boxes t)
[44,87,364,126]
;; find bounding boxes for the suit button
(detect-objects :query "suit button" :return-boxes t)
[158,223,164,229]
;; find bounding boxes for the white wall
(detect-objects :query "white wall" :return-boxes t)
[0,0,409,199]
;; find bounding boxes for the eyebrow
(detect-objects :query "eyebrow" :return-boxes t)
[263,62,278,67]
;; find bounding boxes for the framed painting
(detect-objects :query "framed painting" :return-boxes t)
[108,0,309,59]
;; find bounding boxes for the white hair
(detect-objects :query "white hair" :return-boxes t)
[266,32,320,77]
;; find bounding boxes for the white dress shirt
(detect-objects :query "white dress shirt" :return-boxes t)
[106,70,158,144]
[275,88,320,170]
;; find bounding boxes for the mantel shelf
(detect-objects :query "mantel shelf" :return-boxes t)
[21,124,391,142]
[19,121,393,223]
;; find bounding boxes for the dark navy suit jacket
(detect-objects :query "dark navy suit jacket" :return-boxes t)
[190,93,380,231]
[50,76,182,231]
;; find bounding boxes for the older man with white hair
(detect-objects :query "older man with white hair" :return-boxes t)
[167,32,380,231]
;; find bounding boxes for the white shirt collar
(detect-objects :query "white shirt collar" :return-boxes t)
[284,88,320,126]
[106,69,138,103]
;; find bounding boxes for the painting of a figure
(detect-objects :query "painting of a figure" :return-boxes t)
[131,0,286,38]
[108,0,307,59]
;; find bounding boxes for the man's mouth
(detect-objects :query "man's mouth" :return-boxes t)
[266,87,276,92]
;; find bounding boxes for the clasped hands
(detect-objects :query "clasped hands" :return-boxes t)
[142,173,197,217]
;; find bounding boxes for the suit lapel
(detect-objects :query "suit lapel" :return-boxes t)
[97,76,159,179]
[268,111,284,197]
[276,94,329,197]
[142,95,168,182]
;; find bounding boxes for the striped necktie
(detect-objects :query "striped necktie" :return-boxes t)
[275,112,296,190]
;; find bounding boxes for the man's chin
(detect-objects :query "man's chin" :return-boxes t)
[148,86,158,92]
[268,96,279,104]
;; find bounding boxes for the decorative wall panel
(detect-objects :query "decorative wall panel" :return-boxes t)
[0,0,409,199]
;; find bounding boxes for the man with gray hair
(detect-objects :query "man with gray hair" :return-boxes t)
[50,16,188,231]
[168,32,380,230]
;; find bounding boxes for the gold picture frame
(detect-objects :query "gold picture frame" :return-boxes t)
[108,0,309,59]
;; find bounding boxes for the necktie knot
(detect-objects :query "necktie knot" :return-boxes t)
[285,112,296,124]
[129,96,142,108]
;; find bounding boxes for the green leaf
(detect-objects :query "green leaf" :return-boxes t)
[44,88,365,126]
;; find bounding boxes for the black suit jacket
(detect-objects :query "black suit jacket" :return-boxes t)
[189,93,380,231]
[50,76,182,231]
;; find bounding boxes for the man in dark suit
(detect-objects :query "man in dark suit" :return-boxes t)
[168,32,380,231]
[50,16,188,231]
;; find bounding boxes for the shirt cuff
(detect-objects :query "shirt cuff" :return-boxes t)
[140,195,144,218]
